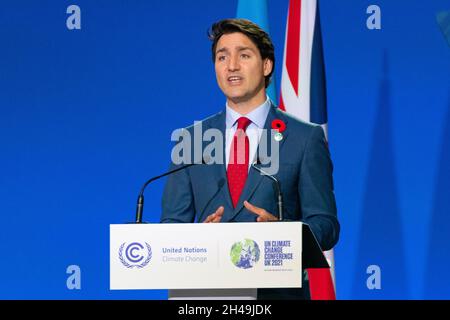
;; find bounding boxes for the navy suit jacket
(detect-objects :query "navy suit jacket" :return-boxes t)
[161,103,339,299]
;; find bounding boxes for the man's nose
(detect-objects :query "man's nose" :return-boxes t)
[228,55,240,71]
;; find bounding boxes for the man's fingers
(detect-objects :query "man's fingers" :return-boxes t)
[203,206,225,223]
[212,206,224,222]
[215,206,224,216]
[203,214,214,223]
[244,201,278,222]
[244,201,265,216]
[204,212,217,223]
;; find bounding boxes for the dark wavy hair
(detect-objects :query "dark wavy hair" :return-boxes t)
[208,18,275,88]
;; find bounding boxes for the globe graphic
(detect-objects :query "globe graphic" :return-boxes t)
[230,239,261,269]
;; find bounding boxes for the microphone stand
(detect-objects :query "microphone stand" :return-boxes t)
[251,163,284,222]
[134,162,198,224]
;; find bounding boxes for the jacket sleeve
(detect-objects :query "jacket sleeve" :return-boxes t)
[299,125,340,251]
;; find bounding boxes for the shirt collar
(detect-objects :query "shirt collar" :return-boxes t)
[225,96,271,129]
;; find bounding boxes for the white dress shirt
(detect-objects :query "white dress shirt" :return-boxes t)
[225,97,271,170]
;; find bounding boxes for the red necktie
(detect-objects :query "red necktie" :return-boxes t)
[227,117,252,208]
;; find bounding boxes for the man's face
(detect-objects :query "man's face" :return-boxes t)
[214,32,273,106]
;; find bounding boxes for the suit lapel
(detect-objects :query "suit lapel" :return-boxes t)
[203,110,234,212]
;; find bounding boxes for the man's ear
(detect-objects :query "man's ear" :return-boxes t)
[263,59,273,77]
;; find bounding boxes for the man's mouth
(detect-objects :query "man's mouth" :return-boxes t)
[227,76,243,85]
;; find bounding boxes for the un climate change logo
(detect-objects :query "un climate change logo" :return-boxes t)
[119,242,152,269]
[230,239,260,269]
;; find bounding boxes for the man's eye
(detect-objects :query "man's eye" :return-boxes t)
[217,56,226,61]
[241,54,250,59]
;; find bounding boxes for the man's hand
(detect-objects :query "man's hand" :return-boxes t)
[244,201,278,222]
[203,206,224,223]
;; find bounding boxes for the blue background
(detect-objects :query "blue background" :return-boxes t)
[0,0,449,299]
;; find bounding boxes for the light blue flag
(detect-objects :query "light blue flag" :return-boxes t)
[436,11,450,47]
[237,0,277,102]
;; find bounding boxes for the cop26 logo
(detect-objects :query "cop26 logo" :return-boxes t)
[119,242,152,269]
[230,239,261,269]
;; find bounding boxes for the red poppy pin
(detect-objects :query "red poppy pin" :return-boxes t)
[271,119,286,141]
[271,119,286,132]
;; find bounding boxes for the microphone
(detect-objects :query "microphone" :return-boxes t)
[197,178,226,223]
[251,158,284,222]
[135,156,211,223]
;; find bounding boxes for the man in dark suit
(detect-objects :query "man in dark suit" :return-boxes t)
[161,19,339,299]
